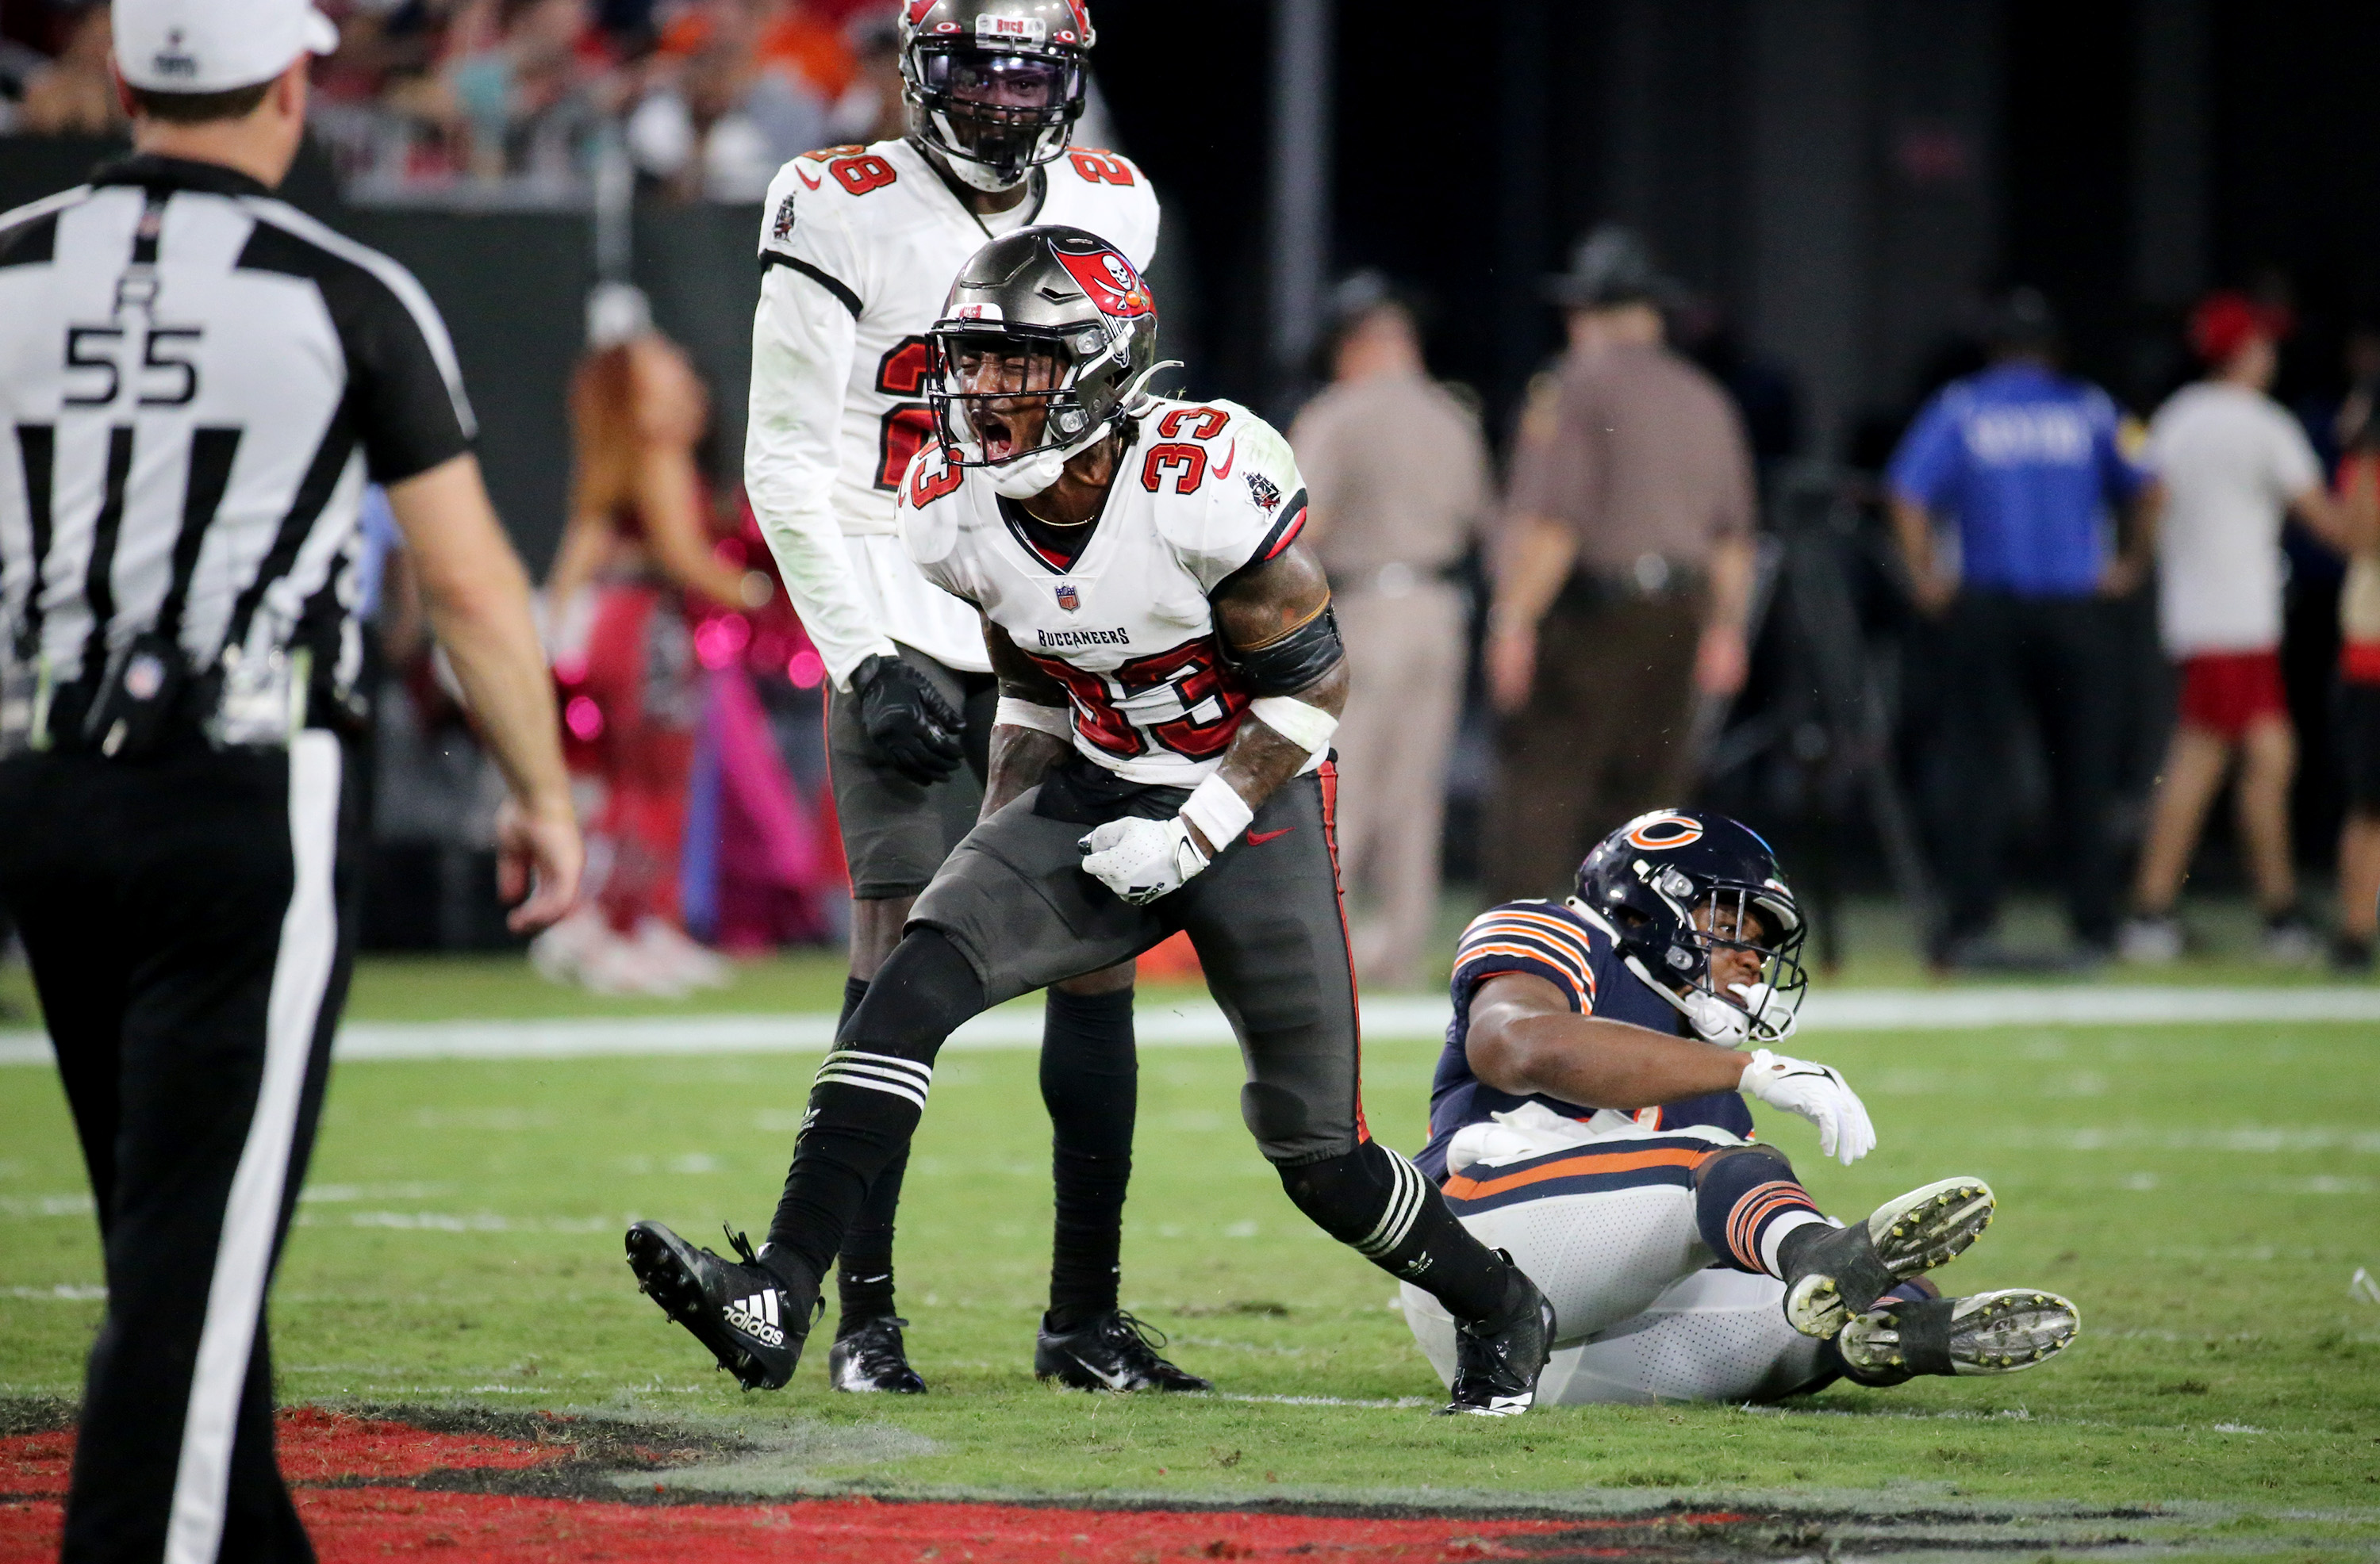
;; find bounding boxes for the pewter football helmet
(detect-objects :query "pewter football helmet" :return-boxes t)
[900,0,1094,191]
[927,225,1163,476]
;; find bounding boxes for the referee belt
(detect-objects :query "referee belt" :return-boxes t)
[2,647,340,761]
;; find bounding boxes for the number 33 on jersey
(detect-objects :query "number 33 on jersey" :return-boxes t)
[896,399,1311,787]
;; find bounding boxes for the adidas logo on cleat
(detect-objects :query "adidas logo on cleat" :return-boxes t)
[725,1290,786,1348]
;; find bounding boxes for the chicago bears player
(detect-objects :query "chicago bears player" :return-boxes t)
[629,226,1556,1416]
[1400,809,2082,1402]
[729,0,1190,1394]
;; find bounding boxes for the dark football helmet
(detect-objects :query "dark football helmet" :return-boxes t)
[927,225,1167,491]
[900,0,1094,192]
[1571,808,1807,1043]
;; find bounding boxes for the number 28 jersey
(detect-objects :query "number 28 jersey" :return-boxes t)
[897,398,1312,787]
[750,137,1159,680]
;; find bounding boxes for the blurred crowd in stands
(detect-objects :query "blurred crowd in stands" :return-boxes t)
[0,0,911,199]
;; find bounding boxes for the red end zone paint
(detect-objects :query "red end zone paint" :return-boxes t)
[4,1490,1587,1563]
[0,1412,1671,1562]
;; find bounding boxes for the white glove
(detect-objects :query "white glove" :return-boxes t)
[1680,981,1799,1047]
[1738,1048,1875,1167]
[1078,815,1211,905]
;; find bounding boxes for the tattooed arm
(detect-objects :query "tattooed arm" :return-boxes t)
[1186,539,1348,854]
[981,617,1075,820]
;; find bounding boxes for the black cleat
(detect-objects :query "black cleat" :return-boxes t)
[828,1314,928,1394]
[624,1221,813,1390]
[1438,1266,1553,1417]
[1035,1310,1212,1393]
[1781,1177,1995,1339]
[1838,1288,2080,1383]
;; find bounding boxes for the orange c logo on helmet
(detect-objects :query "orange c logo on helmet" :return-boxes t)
[1624,812,1705,851]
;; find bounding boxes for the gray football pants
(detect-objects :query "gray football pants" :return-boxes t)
[912,764,1365,1164]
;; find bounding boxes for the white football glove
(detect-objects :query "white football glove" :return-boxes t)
[1680,980,1799,1047]
[1738,1048,1875,1166]
[1078,815,1211,906]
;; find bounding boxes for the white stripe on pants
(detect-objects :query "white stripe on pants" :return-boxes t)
[164,733,342,1564]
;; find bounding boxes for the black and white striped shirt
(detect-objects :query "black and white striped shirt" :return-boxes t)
[0,154,473,729]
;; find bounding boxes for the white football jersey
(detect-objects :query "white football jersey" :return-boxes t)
[897,397,1313,787]
[748,138,1159,683]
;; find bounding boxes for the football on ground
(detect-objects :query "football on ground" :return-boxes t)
[2,952,2375,1560]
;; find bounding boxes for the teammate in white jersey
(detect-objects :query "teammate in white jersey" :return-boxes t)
[731,0,1187,1394]
[630,226,1558,1416]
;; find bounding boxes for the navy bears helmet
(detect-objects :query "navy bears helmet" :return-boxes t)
[1572,809,1807,1043]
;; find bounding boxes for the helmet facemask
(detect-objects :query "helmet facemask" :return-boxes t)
[930,322,1116,496]
[1574,864,1809,1046]
[1668,880,1808,1045]
[906,40,1082,190]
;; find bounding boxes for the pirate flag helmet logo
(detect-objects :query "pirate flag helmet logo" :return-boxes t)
[1052,237,1153,319]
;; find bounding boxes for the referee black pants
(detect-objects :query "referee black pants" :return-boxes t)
[0,732,360,1564]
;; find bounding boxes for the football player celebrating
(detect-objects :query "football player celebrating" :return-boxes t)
[629,226,1557,1417]
[1400,810,2082,1402]
[729,0,1192,1393]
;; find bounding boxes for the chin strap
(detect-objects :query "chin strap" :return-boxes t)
[922,121,1027,194]
[984,414,1115,498]
[1623,953,1702,1023]
[982,367,1181,500]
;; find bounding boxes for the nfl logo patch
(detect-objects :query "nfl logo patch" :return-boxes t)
[1055,583,1081,612]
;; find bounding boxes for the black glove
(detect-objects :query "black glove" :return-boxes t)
[851,653,965,785]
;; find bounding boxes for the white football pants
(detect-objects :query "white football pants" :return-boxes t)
[1399,1125,1832,1405]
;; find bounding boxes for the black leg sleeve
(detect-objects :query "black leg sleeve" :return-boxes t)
[1277,1140,1524,1327]
[764,930,985,1290]
[834,976,904,1324]
[1040,985,1136,1331]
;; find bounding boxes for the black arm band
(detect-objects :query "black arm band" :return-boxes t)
[1223,604,1344,696]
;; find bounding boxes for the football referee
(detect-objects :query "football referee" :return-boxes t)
[0,2,582,1559]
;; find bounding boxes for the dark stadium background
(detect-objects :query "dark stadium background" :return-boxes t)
[9,0,2380,916]
[10,1,2378,544]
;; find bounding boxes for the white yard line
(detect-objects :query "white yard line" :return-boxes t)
[3,985,2378,1066]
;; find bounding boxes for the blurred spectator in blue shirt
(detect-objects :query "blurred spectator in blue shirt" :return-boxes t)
[1887,288,2159,968]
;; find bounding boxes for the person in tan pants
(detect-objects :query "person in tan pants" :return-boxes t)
[1290,275,1495,987]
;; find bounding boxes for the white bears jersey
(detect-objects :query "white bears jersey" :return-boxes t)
[896,397,1313,787]
[747,136,1160,686]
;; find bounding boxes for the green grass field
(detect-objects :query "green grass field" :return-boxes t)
[5,942,2379,1557]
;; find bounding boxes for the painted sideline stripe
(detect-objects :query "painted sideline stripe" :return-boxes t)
[2,985,2377,1066]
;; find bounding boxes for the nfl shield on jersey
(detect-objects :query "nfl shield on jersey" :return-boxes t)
[758,137,1159,540]
[896,398,1312,786]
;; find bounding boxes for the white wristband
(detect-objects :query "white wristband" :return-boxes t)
[994,696,1073,738]
[1249,695,1338,756]
[1179,772,1254,855]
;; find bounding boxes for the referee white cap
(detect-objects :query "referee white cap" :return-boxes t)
[113,0,340,94]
